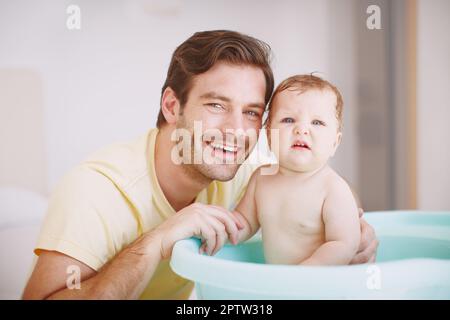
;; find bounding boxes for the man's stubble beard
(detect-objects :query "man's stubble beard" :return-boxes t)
[175,116,243,183]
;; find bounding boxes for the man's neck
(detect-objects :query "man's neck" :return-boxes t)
[154,126,212,212]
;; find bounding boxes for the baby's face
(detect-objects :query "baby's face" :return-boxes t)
[268,88,342,173]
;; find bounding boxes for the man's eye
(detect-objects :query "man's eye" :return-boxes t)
[281,117,294,123]
[245,110,260,118]
[207,103,225,110]
[312,119,325,126]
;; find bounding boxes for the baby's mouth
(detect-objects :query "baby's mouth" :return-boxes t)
[291,141,311,150]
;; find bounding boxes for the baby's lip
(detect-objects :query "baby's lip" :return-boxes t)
[291,140,311,150]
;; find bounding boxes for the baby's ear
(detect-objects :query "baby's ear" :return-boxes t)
[331,131,342,156]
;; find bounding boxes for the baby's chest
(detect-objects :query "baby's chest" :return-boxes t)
[256,183,326,235]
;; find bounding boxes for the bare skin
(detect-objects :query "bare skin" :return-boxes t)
[235,165,360,265]
[22,63,264,299]
[23,65,378,300]
[233,88,367,266]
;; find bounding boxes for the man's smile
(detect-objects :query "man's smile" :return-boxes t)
[204,140,242,162]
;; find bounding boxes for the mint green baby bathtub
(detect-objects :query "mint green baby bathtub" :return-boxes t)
[170,211,450,299]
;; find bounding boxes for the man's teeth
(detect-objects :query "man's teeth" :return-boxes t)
[210,142,237,152]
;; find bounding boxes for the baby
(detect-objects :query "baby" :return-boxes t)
[233,74,360,265]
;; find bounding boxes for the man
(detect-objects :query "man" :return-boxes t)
[23,30,378,299]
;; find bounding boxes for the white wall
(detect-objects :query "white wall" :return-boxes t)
[2,0,357,198]
[328,0,359,190]
[417,0,450,210]
[3,0,448,212]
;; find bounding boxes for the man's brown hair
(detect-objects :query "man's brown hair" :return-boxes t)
[156,30,274,128]
[266,74,344,131]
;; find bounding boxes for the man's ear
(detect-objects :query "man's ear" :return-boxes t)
[330,131,342,157]
[160,87,181,125]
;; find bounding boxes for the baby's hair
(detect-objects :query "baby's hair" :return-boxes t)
[265,74,344,131]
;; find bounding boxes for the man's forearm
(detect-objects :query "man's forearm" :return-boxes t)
[47,231,162,300]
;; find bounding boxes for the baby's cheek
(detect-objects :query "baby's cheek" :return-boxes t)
[313,147,333,162]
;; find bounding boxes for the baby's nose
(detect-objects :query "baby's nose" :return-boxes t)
[294,125,309,135]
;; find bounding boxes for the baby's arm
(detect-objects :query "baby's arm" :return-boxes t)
[232,167,262,243]
[300,178,361,266]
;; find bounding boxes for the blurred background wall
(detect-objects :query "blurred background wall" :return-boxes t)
[1,0,449,299]
[416,0,450,210]
[0,0,449,214]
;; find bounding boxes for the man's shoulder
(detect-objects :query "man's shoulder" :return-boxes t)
[81,129,155,189]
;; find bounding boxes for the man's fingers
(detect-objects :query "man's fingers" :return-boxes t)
[350,238,379,264]
[229,211,245,230]
[359,218,375,251]
[198,224,216,256]
[358,208,364,218]
[206,206,240,245]
[211,205,244,229]
[203,215,228,255]
[231,210,246,231]
[352,216,378,264]
[209,205,243,228]
[199,241,205,255]
[350,251,367,265]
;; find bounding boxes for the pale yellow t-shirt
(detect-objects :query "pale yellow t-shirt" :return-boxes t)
[34,128,262,299]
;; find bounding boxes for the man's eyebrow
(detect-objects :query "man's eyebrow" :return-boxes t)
[199,92,232,102]
[246,102,266,110]
[199,92,265,110]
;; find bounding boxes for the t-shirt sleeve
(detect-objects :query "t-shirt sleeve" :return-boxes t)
[34,165,138,271]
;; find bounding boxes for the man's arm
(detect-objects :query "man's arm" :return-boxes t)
[23,231,161,300]
[23,203,241,299]
[300,179,361,266]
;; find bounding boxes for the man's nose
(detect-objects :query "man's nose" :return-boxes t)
[225,109,245,132]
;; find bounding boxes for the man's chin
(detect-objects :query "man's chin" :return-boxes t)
[197,163,241,182]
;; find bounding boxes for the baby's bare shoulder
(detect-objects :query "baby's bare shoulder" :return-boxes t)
[324,169,353,196]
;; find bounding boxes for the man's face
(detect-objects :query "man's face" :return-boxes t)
[175,62,266,181]
[268,88,342,173]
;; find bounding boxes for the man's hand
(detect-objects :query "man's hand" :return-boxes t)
[350,208,379,264]
[152,203,243,259]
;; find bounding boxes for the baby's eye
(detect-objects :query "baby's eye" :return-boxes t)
[281,117,295,123]
[312,119,326,126]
